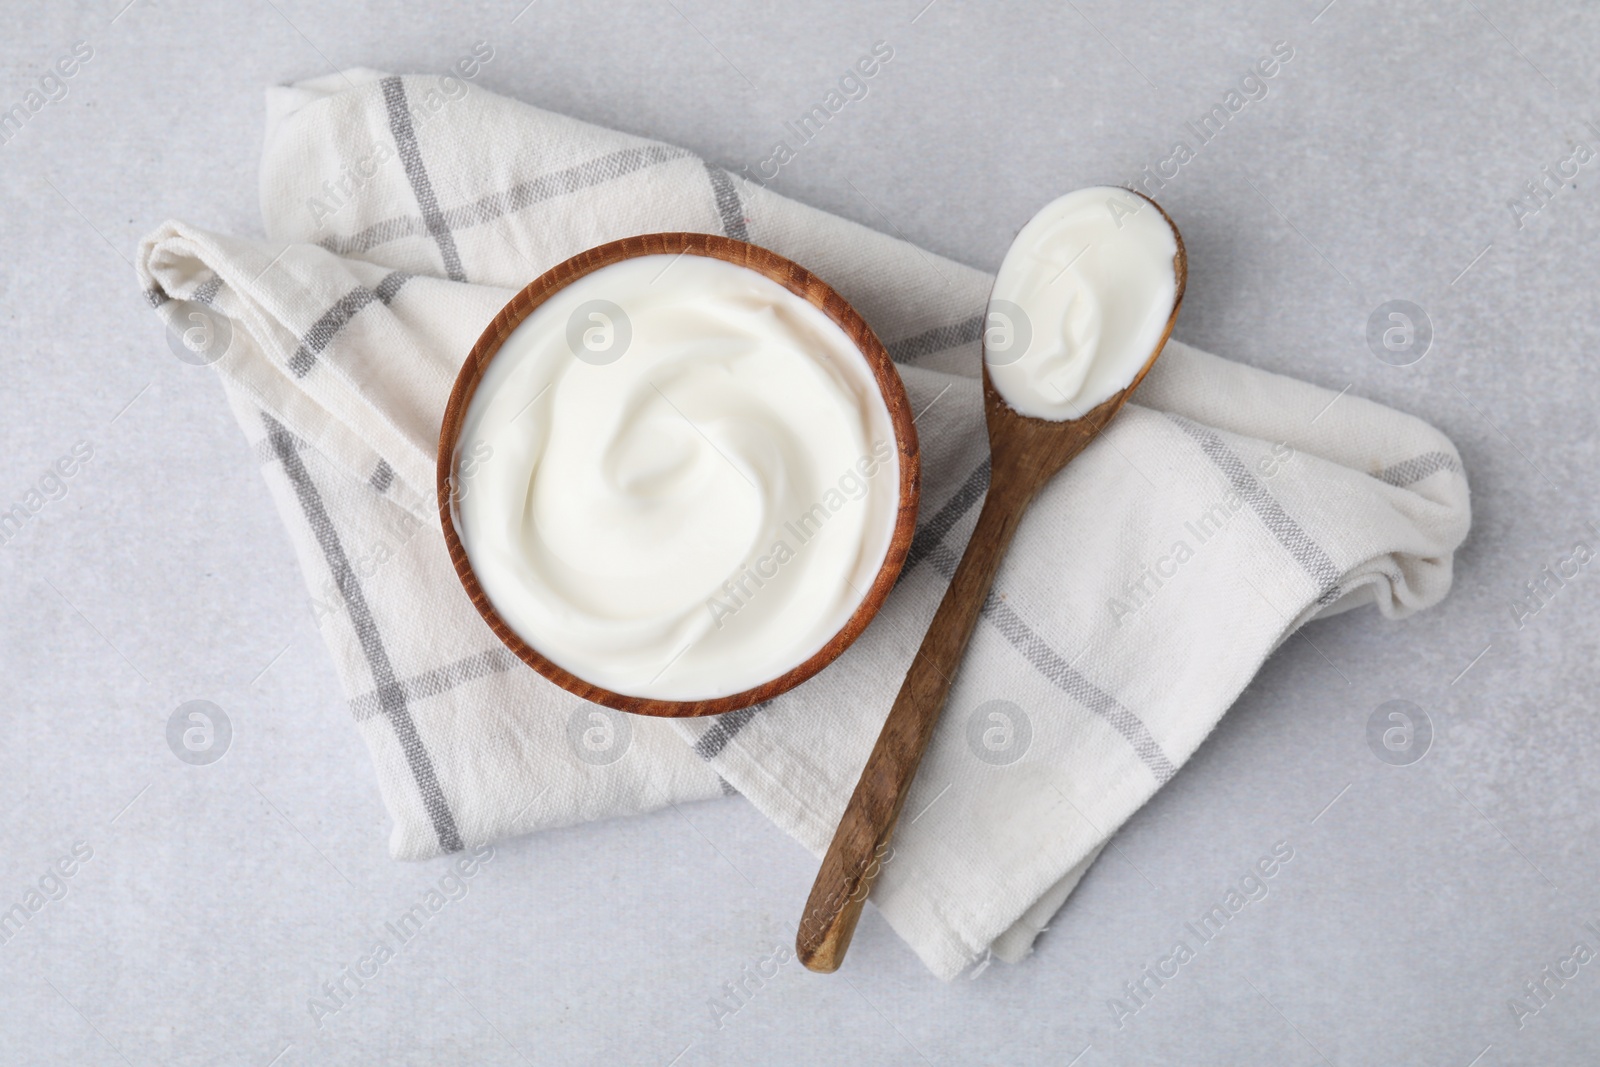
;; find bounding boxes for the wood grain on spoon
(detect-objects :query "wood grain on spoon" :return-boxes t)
[797,192,1186,973]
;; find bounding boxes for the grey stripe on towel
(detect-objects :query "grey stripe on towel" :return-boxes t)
[925,539,1178,783]
[704,162,749,241]
[264,414,464,853]
[287,271,411,378]
[381,76,467,282]
[191,274,222,306]
[368,459,395,494]
[900,458,990,580]
[887,314,984,364]
[1379,451,1461,487]
[693,705,764,760]
[348,646,521,723]
[1167,414,1344,604]
[320,144,691,257]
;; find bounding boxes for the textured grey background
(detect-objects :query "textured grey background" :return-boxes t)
[2,0,1597,1064]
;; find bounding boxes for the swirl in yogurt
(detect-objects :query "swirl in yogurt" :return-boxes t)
[986,186,1179,420]
[453,254,899,701]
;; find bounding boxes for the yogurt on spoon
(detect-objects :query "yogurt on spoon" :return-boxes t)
[986,186,1181,419]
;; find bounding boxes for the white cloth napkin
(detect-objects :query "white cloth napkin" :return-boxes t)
[135,69,1470,980]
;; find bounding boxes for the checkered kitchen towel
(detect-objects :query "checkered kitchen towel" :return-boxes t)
[135,69,1470,979]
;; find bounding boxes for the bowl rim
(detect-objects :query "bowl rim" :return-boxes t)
[436,232,922,718]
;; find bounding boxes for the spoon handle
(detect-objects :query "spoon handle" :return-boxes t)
[796,475,1034,972]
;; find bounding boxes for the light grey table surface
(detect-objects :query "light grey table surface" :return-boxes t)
[3,1,1598,1064]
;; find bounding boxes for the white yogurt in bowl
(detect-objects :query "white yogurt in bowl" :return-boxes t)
[443,241,915,709]
[986,186,1181,420]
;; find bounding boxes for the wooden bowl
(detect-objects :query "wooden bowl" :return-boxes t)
[437,232,921,718]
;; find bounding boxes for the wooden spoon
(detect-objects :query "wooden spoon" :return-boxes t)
[796,193,1186,973]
